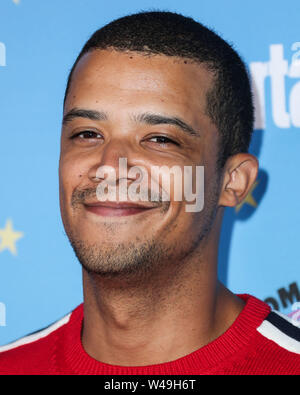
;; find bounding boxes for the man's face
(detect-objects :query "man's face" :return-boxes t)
[59,49,221,277]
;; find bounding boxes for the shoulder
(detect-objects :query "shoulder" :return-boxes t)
[230,294,300,374]
[0,311,72,375]
[254,308,300,373]
[257,310,300,354]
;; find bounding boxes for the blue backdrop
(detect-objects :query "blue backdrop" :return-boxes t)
[0,0,299,345]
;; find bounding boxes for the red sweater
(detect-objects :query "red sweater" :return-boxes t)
[0,294,299,375]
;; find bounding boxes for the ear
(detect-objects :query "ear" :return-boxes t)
[218,153,259,208]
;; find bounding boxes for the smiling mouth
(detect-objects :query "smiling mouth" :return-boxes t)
[83,201,159,217]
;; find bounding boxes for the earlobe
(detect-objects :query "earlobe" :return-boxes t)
[218,153,258,208]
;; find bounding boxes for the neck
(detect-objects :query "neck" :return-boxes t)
[81,239,244,366]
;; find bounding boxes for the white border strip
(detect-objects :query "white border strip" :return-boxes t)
[257,319,300,354]
[0,313,71,353]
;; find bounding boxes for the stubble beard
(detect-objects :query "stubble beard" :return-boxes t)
[64,174,222,281]
[68,232,176,279]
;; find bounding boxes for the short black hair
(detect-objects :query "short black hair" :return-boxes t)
[64,11,254,169]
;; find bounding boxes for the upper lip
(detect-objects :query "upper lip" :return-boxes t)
[83,201,159,209]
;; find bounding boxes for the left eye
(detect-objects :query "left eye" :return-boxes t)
[148,136,179,146]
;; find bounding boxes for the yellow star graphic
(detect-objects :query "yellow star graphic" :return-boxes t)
[0,219,24,256]
[235,181,259,213]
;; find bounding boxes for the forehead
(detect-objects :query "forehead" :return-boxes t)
[65,49,214,120]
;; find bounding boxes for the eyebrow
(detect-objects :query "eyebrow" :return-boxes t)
[133,112,200,138]
[62,108,108,125]
[62,107,200,138]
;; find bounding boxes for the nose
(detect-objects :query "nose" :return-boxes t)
[88,138,139,185]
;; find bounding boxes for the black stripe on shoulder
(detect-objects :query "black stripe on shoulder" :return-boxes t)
[265,312,300,342]
[25,323,53,337]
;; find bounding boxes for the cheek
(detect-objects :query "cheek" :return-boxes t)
[59,157,83,209]
[59,155,85,185]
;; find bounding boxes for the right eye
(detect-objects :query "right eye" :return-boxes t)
[71,131,103,140]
